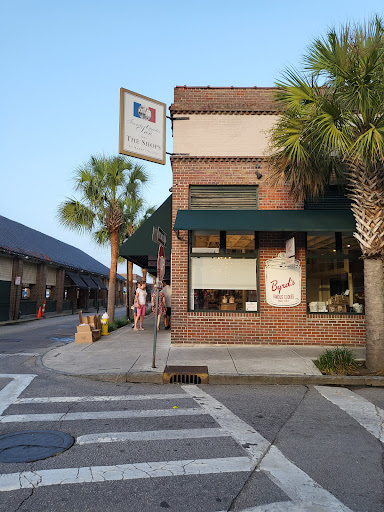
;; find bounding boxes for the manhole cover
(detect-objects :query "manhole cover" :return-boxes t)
[0,430,75,463]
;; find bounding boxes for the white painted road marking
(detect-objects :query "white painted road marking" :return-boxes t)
[260,446,353,512]
[0,457,253,491]
[0,374,36,415]
[0,407,207,423]
[77,427,228,444]
[0,376,357,510]
[0,353,39,358]
[183,385,352,512]
[15,393,189,404]
[182,385,270,462]
[315,386,384,443]
[221,503,318,512]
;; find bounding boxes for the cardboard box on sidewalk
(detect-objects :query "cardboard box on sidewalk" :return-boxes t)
[75,331,94,343]
[75,312,102,342]
[77,324,92,333]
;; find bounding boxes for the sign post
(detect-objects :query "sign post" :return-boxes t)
[152,230,166,368]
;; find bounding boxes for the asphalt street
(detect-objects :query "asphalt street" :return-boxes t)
[0,317,383,512]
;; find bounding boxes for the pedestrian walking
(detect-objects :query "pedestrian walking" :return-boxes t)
[134,281,147,331]
[151,288,167,331]
[162,281,172,330]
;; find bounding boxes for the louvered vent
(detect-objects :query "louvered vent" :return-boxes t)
[304,188,351,210]
[190,186,258,210]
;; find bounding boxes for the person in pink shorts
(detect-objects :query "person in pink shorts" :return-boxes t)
[134,281,147,331]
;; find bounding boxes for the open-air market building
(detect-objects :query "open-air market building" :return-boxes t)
[120,86,372,346]
[0,215,125,322]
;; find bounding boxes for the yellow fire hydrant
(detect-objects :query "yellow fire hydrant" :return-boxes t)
[101,313,109,336]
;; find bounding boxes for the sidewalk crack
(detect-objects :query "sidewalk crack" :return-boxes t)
[227,347,238,373]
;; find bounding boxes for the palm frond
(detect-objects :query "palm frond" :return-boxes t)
[57,199,96,233]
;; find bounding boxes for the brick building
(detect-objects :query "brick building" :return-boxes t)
[120,86,367,346]
[169,86,365,346]
[0,215,125,322]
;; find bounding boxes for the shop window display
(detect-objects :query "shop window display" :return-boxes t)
[190,231,258,312]
[21,286,31,299]
[306,232,364,313]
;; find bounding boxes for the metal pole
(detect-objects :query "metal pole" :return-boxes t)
[152,286,159,368]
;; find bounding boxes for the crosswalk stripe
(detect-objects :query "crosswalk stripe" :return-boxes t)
[315,386,384,443]
[77,427,228,444]
[15,393,189,404]
[0,353,39,358]
[0,407,207,423]
[260,446,352,512]
[0,456,253,492]
[182,385,270,462]
[184,385,352,512]
[0,374,37,415]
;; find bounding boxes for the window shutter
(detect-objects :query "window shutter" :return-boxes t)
[23,263,37,284]
[0,258,12,281]
[190,186,258,210]
[46,268,57,286]
[304,188,351,210]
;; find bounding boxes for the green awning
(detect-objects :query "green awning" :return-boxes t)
[119,195,172,268]
[173,209,356,232]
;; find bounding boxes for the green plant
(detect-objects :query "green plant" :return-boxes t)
[114,316,130,328]
[108,321,117,332]
[314,347,358,375]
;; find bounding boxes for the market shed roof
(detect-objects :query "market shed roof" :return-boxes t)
[0,215,121,279]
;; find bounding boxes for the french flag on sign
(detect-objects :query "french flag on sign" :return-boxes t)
[133,102,156,123]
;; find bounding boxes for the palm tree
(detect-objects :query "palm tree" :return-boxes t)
[57,154,149,322]
[269,17,384,371]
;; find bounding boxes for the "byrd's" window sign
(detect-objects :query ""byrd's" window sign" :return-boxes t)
[265,253,301,307]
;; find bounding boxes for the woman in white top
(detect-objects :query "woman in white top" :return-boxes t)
[134,282,147,331]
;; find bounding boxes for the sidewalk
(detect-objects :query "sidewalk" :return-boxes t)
[41,315,383,386]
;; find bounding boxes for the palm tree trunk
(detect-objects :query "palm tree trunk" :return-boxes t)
[364,258,384,372]
[128,260,133,321]
[347,164,384,371]
[107,229,119,322]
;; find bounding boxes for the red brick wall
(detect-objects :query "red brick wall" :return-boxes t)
[170,86,366,345]
[171,157,365,346]
[171,86,280,113]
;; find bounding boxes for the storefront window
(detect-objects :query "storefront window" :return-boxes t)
[226,231,255,253]
[190,231,258,312]
[192,231,220,253]
[306,232,364,314]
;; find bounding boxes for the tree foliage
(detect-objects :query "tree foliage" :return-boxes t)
[269,16,384,371]
[57,154,152,321]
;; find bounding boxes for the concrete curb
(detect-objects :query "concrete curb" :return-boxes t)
[208,374,384,386]
[37,351,384,387]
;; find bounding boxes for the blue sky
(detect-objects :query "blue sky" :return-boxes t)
[1,0,383,274]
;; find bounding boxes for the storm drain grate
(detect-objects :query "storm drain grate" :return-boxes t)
[163,366,209,385]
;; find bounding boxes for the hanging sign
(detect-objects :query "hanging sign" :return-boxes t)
[152,226,167,247]
[265,253,301,307]
[119,88,166,165]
